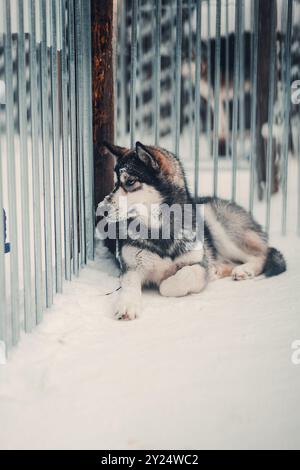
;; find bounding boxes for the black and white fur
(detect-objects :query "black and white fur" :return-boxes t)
[100,142,286,321]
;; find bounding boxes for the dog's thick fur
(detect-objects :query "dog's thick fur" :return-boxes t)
[100,142,286,320]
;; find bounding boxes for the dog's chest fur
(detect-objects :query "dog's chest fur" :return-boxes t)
[118,235,206,286]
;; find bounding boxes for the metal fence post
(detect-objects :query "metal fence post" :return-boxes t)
[281,0,293,235]
[212,0,221,196]
[82,0,94,260]
[91,0,115,209]
[29,0,43,324]
[0,131,7,353]
[154,0,162,146]
[68,0,79,275]
[231,0,240,202]
[50,0,63,292]
[17,0,33,331]
[130,0,138,148]
[40,0,54,306]
[256,0,278,203]
[194,0,202,199]
[265,2,277,233]
[4,0,20,345]
[174,0,182,157]
[249,0,259,214]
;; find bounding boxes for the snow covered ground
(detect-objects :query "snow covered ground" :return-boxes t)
[1,139,300,449]
[0,230,300,449]
[1,0,300,450]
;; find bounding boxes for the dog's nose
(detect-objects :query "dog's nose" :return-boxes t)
[96,195,112,216]
[104,193,114,205]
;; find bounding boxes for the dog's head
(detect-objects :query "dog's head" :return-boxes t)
[98,142,187,221]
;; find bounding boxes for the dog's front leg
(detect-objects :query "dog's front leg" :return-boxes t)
[159,264,208,297]
[115,270,142,321]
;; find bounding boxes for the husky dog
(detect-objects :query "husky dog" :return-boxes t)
[98,142,286,321]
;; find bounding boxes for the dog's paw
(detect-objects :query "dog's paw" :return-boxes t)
[232,264,255,281]
[160,269,190,297]
[114,298,141,321]
[210,263,234,280]
[160,265,206,297]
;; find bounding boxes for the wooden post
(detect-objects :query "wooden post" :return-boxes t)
[256,0,278,200]
[91,0,115,208]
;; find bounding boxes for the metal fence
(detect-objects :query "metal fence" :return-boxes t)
[1,0,299,360]
[0,0,94,359]
[116,0,300,236]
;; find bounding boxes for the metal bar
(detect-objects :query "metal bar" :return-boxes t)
[4,0,20,345]
[238,0,245,160]
[91,0,115,208]
[75,0,86,267]
[29,0,43,324]
[206,0,211,156]
[37,7,46,312]
[40,0,53,307]
[17,0,33,331]
[50,0,63,292]
[170,0,176,145]
[194,0,202,199]
[82,0,94,260]
[298,113,300,236]
[118,0,127,141]
[60,0,72,279]
[115,0,121,141]
[0,133,7,351]
[68,0,79,275]
[225,0,230,161]
[187,0,193,157]
[130,0,138,147]
[154,0,162,145]
[174,0,182,156]
[265,2,277,233]
[249,0,254,94]
[113,0,118,144]
[279,0,287,170]
[249,0,259,214]
[212,0,221,196]
[136,2,143,139]
[281,0,293,235]
[150,2,155,141]
[231,0,240,202]
[280,0,287,89]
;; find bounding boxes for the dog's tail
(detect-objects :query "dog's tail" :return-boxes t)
[263,247,287,278]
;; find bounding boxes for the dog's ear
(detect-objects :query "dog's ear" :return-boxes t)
[135,142,160,173]
[102,141,129,159]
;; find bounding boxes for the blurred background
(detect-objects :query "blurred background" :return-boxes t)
[115,0,300,234]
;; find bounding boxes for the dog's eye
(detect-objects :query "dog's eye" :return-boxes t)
[126,178,136,187]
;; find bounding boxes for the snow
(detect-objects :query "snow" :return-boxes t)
[1,0,300,450]
[0,228,300,449]
[0,141,300,449]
